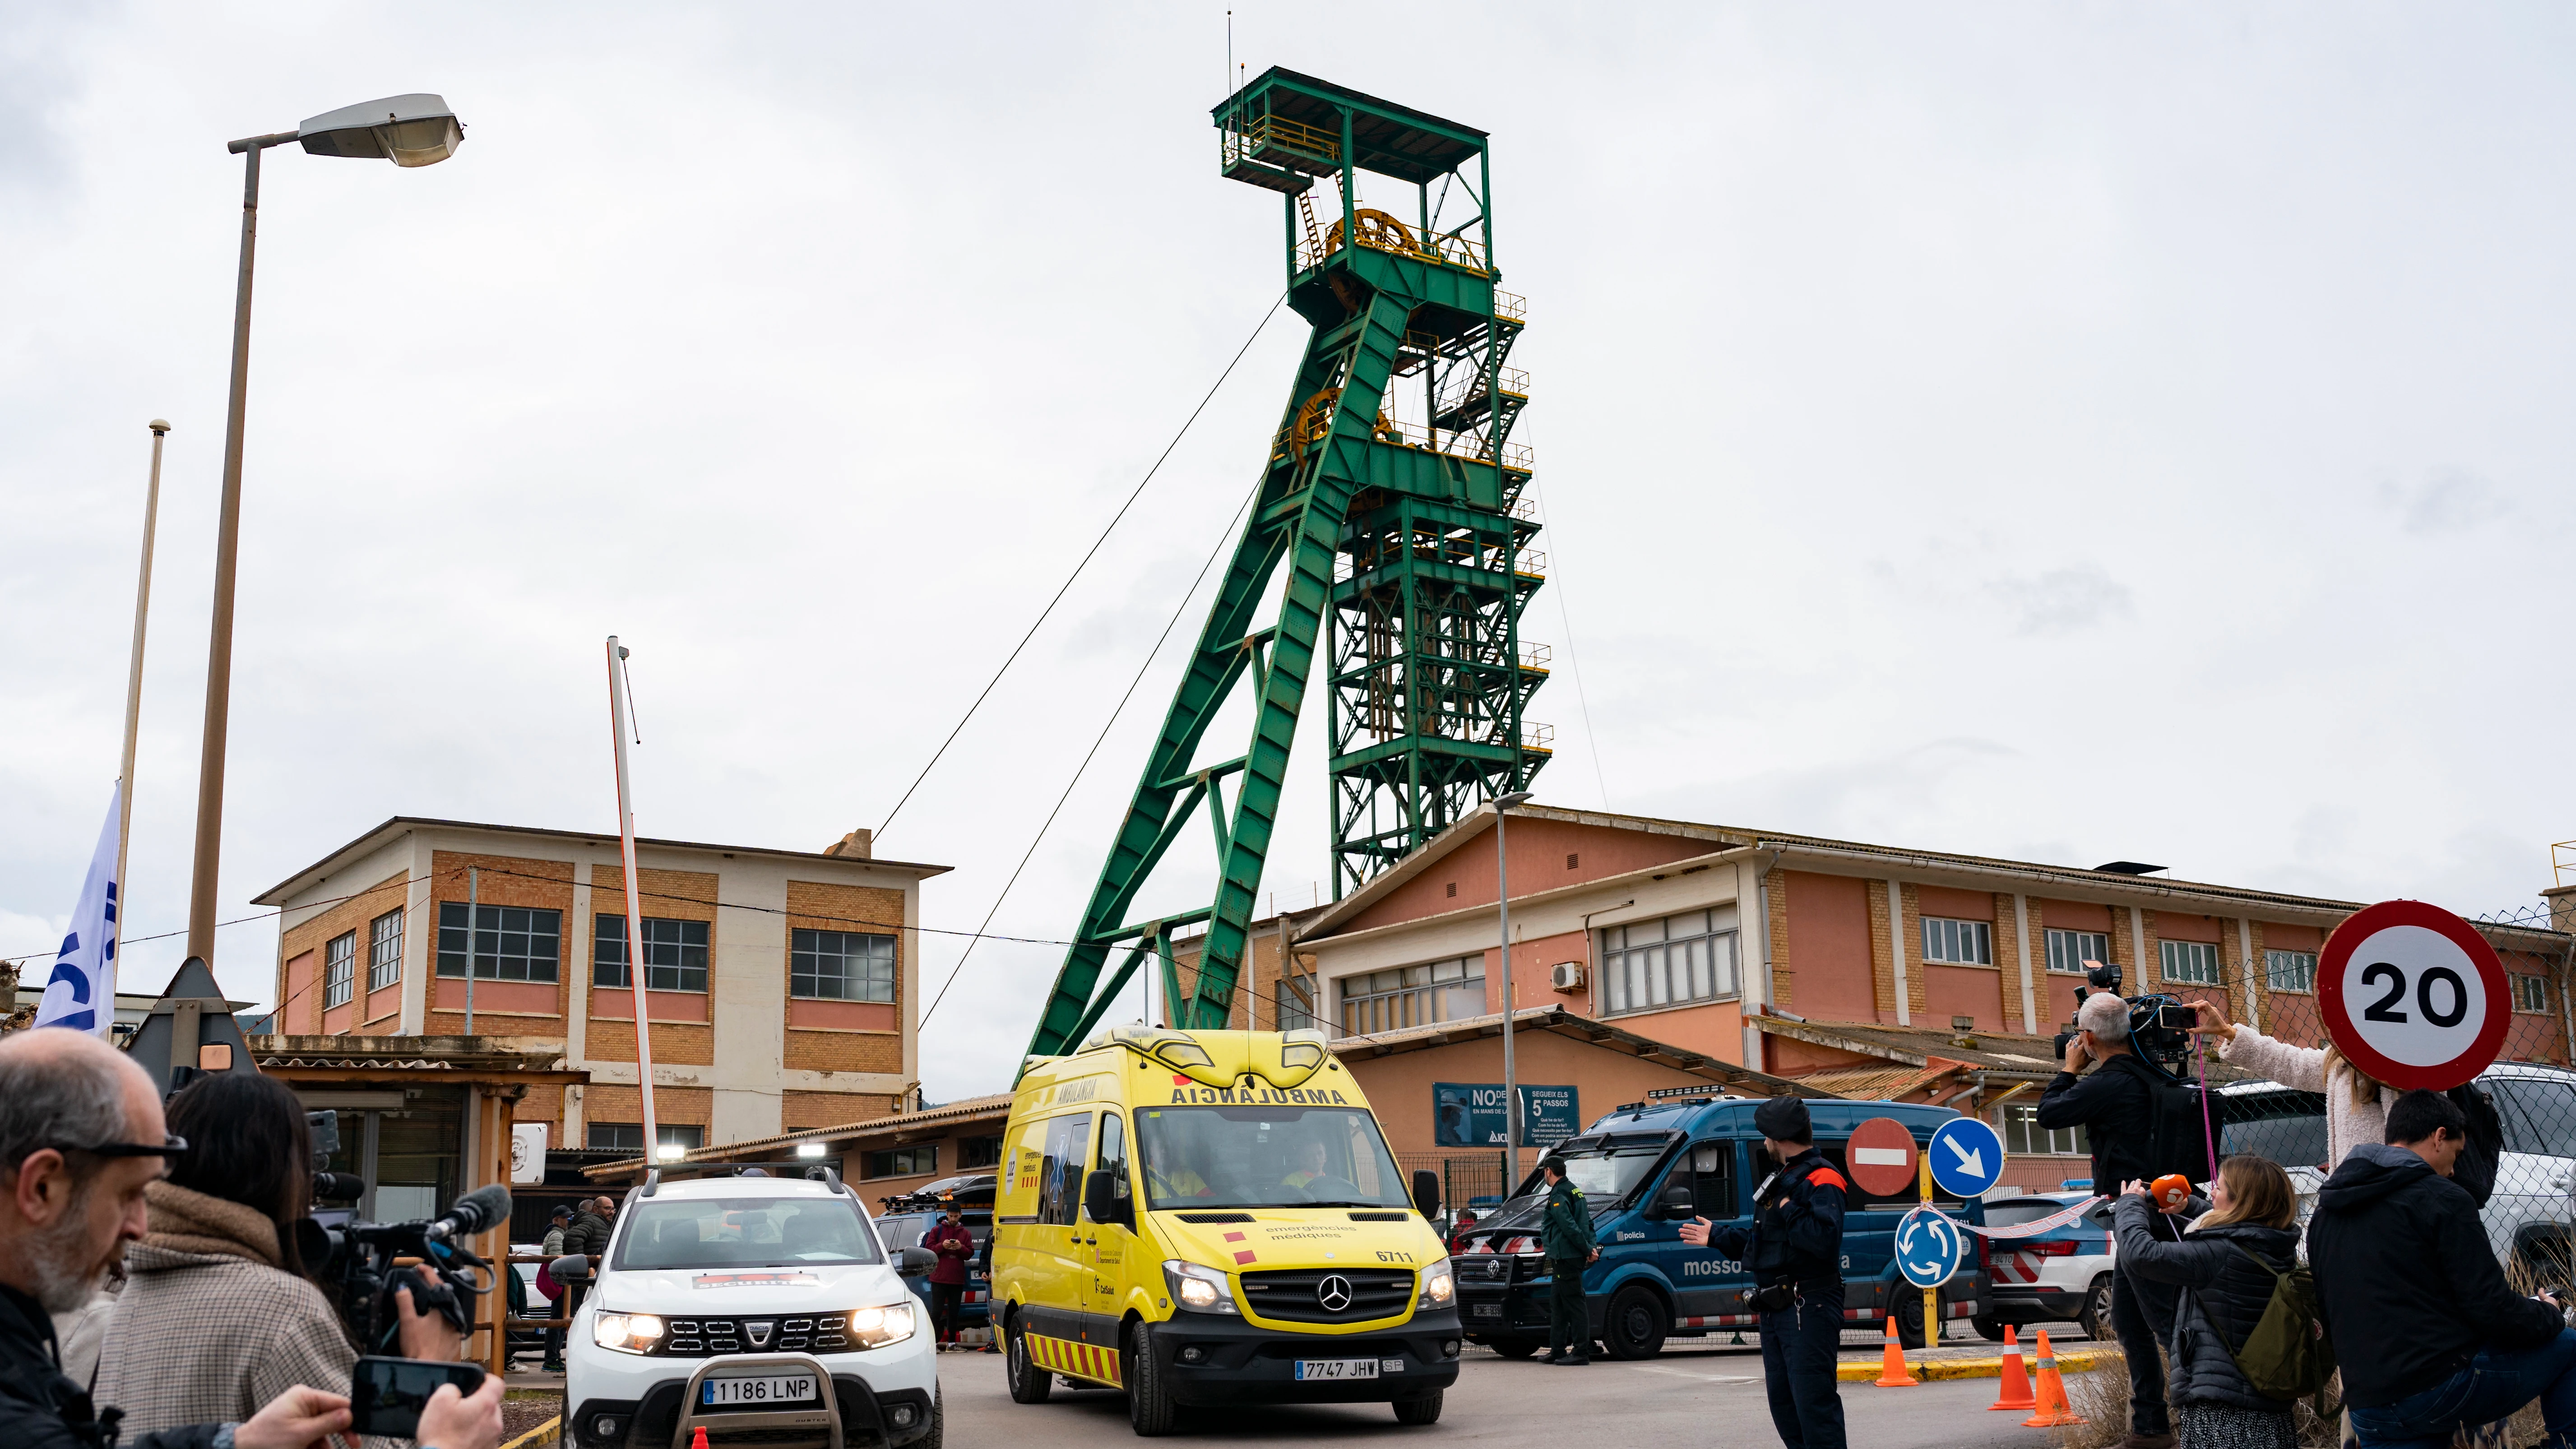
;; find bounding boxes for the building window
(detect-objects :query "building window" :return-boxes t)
[2161,940,2221,986]
[1602,911,1739,1016]
[2515,975,2551,1014]
[866,1145,936,1179]
[2264,949,2317,994]
[324,931,357,1008]
[588,1123,643,1152]
[437,904,562,981]
[593,914,709,992]
[1922,917,1993,966]
[2001,1103,2088,1157]
[959,1134,1005,1170]
[1340,956,1485,1036]
[1274,975,1320,1032]
[366,909,404,992]
[790,928,895,1002]
[2045,929,2109,975]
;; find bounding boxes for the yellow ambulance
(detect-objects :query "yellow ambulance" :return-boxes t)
[993,1025,1460,1435]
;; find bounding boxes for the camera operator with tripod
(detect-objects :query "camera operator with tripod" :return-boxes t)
[2039,986,2199,1449]
[91,1070,500,1449]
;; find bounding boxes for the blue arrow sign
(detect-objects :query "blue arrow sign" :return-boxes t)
[1928,1116,2006,1199]
[1895,1204,1963,1288]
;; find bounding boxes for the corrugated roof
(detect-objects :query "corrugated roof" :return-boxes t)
[1331,1004,1827,1097]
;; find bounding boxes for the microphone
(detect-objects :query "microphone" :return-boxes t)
[312,1172,366,1202]
[425,1184,513,1242]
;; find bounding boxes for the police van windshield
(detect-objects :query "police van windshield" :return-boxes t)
[613,1196,883,1270]
[1135,1106,1409,1210]
[1507,1146,1666,1209]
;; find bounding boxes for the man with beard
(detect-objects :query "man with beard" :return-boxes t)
[0,1029,502,1449]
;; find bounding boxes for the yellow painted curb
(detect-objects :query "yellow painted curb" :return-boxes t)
[1835,1348,2117,1383]
[498,1415,561,1449]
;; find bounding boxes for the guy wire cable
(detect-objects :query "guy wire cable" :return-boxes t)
[875,292,1287,839]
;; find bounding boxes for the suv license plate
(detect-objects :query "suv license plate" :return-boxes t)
[702,1375,817,1406]
[1293,1359,1380,1381]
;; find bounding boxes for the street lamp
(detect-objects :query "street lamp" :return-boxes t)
[1493,790,1534,1183]
[182,95,463,973]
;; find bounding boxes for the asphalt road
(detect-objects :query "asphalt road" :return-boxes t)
[941,1343,2071,1449]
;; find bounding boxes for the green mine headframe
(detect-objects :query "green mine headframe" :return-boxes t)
[1025,69,1548,1061]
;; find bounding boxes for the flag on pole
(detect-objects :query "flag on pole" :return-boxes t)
[35,783,122,1036]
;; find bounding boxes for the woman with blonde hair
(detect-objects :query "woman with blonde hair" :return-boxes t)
[2113,1156,2306,1449]
[2190,1000,2392,1170]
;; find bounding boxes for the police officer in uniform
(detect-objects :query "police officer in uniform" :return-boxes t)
[1681,1097,1848,1449]
[1537,1155,1600,1365]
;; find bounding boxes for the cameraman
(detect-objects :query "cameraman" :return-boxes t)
[0,1028,495,1449]
[93,1070,494,1448]
[2036,989,2183,1449]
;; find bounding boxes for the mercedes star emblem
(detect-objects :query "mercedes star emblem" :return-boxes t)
[1316,1274,1353,1312]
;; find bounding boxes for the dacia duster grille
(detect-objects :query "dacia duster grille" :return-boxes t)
[657,1316,852,1356]
[1238,1268,1414,1324]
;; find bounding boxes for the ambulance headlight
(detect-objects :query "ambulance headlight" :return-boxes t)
[1162,1259,1239,1314]
[1418,1257,1454,1309]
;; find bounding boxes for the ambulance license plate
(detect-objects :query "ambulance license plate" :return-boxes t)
[702,1375,817,1406]
[1294,1359,1379,1381]
[1470,1303,1501,1319]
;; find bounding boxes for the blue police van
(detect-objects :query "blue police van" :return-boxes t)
[1452,1096,1993,1359]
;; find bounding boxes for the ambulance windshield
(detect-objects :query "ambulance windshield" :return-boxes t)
[1135,1105,1410,1211]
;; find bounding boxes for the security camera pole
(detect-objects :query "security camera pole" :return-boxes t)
[1495,791,1534,1177]
[182,97,463,972]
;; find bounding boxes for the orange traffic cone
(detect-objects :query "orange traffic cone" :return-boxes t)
[1988,1324,2035,1411]
[1872,1315,1919,1387]
[2020,1329,2085,1427]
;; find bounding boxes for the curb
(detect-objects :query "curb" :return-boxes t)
[1834,1348,2118,1383]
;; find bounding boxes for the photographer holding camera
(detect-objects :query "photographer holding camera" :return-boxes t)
[90,1070,498,1449]
[0,1029,488,1449]
[2038,988,2188,1449]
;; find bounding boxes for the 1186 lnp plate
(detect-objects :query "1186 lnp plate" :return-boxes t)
[1293,1358,1379,1381]
[702,1375,817,1405]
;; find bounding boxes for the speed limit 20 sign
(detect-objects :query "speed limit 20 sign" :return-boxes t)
[2319,900,2511,1091]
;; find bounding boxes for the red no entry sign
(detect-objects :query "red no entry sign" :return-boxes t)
[1846,1116,1919,1197]
[2319,899,2511,1092]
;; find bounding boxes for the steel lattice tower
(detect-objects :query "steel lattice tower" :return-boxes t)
[1026,70,1546,1061]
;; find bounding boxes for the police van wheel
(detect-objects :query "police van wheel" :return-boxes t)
[1005,1317,1052,1403]
[2078,1276,2113,1342]
[1487,1338,1541,1360]
[1126,1320,1180,1437]
[1602,1284,1668,1360]
[1392,1393,1444,1426]
[1895,1309,1927,1351]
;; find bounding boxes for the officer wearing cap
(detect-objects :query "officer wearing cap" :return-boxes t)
[1681,1096,1848,1449]
[1536,1154,1600,1365]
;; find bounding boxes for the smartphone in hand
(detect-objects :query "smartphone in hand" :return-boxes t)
[352,1356,486,1439]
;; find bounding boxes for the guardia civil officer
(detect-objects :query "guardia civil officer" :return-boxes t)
[1536,1155,1600,1366]
[1680,1096,1847,1449]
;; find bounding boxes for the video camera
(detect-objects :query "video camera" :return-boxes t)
[298,1110,512,1352]
[2052,961,2196,1078]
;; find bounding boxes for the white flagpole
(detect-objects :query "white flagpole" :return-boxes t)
[112,421,170,982]
[607,637,660,1152]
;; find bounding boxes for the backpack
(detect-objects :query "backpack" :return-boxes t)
[2141,1071,2216,1184]
[2215,1243,2336,1402]
[2446,1083,2504,1209]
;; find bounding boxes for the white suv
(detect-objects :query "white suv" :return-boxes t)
[564,1172,941,1449]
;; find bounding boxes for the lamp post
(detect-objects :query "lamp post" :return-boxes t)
[182,96,463,973]
[1493,790,1534,1181]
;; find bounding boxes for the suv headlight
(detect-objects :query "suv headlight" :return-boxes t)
[839,1301,917,1348]
[1418,1257,1455,1310]
[1162,1259,1239,1315]
[593,1312,666,1354]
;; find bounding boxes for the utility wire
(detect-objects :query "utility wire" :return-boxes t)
[919,474,1265,1030]
[1527,471,1612,810]
[876,293,1287,839]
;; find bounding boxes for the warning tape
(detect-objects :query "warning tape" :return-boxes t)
[1939,1195,2108,1240]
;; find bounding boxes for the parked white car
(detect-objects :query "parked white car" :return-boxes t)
[564,1171,942,1449]
[1975,1191,2117,1342]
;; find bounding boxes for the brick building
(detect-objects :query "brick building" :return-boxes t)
[253,818,949,1155]
[1290,804,2575,1189]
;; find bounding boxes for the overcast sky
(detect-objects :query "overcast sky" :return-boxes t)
[6,4,2573,1101]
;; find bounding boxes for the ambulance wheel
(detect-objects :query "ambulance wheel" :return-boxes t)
[1602,1284,1668,1360]
[1393,1393,1444,1426]
[1125,1320,1179,1437]
[1005,1316,1052,1403]
[2078,1276,2113,1342]
[1973,1315,2006,1343]
[1895,1308,1927,1351]
[1487,1338,1541,1360]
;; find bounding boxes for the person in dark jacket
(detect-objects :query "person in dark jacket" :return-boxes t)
[2310,1090,2576,1449]
[922,1204,975,1350]
[2113,1156,2304,1449]
[2036,989,2180,1449]
[1682,1095,1849,1449]
[0,1028,500,1449]
[556,1196,614,1341]
[1536,1156,1600,1365]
